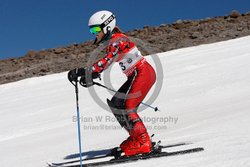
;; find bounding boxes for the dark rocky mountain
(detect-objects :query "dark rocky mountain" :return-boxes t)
[1,10,250,85]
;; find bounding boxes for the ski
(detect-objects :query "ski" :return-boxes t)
[51,147,204,167]
[48,142,190,167]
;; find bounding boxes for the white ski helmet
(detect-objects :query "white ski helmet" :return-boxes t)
[88,10,116,35]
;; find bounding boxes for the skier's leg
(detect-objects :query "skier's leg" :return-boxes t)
[126,62,156,136]
[107,74,135,130]
[107,99,129,130]
[125,62,156,112]
[122,62,156,156]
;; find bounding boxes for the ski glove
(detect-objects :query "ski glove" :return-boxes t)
[67,68,85,83]
[80,72,100,87]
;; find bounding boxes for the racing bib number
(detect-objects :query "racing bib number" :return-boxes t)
[118,47,142,72]
[119,62,127,71]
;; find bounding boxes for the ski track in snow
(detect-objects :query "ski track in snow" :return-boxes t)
[1,36,250,167]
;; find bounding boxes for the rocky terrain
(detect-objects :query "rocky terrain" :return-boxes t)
[1,10,250,85]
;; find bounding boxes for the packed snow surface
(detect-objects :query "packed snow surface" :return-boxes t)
[1,36,250,167]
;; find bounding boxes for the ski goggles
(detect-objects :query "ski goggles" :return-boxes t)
[89,25,102,35]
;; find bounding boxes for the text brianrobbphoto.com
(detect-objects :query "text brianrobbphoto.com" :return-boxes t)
[72,115,178,131]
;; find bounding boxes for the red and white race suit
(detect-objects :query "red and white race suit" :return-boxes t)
[92,33,156,111]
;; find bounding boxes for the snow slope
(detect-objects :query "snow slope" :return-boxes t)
[1,36,250,167]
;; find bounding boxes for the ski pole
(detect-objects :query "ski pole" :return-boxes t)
[71,80,83,167]
[93,81,160,111]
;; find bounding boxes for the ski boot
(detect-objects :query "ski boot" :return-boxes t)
[122,132,152,156]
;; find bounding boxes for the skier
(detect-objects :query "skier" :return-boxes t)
[68,10,156,156]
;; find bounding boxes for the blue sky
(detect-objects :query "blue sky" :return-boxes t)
[0,0,249,59]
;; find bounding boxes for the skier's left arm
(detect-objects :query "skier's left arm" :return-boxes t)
[91,40,131,73]
[91,52,116,73]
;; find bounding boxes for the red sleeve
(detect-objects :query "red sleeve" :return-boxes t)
[91,52,114,73]
[91,34,132,73]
